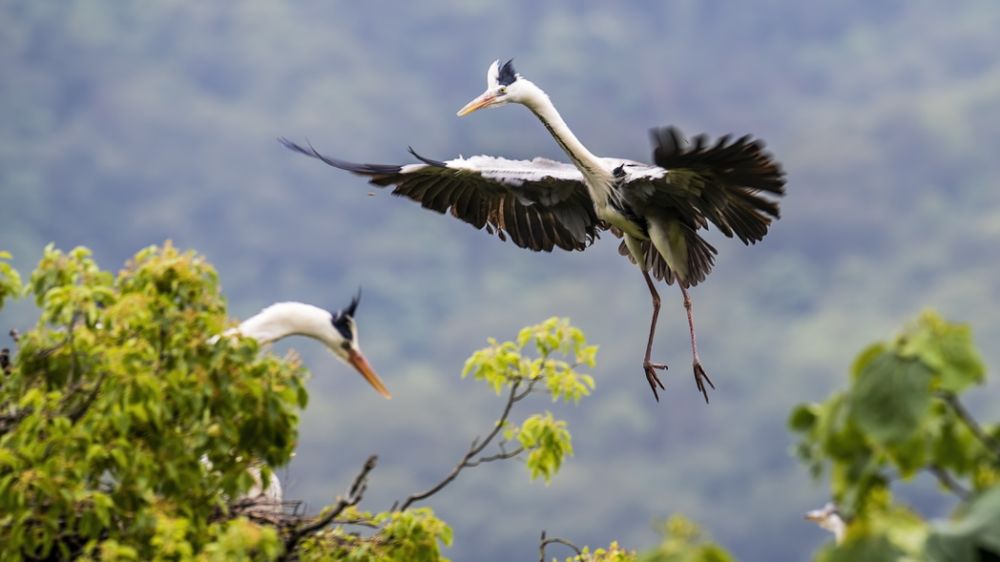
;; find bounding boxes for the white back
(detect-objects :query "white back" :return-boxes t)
[236,302,334,345]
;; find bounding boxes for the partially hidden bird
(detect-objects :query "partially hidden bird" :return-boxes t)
[804,503,846,544]
[280,60,785,403]
[214,291,390,513]
[224,292,391,399]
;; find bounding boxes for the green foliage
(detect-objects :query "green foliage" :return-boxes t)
[1,249,606,560]
[298,507,453,562]
[0,251,23,309]
[894,311,986,394]
[635,516,736,562]
[515,413,573,483]
[0,243,306,559]
[559,541,635,562]
[550,517,734,562]
[465,317,597,403]
[848,352,933,446]
[464,317,596,483]
[791,311,1000,560]
[924,486,1000,562]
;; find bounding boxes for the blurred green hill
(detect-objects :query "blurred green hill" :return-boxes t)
[2,2,999,560]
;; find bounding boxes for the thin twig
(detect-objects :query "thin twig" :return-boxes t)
[464,446,525,468]
[328,517,379,529]
[928,465,971,500]
[539,530,584,562]
[512,377,541,402]
[937,391,1000,462]
[281,455,377,558]
[396,380,523,511]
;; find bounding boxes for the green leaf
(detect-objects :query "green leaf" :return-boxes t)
[925,486,1000,562]
[517,413,573,483]
[897,311,985,393]
[822,534,908,562]
[848,352,933,445]
[788,404,819,432]
[0,251,24,309]
[851,343,888,380]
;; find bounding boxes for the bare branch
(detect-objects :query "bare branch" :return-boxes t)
[1,347,10,375]
[928,465,972,500]
[281,455,378,558]
[329,517,379,529]
[513,377,541,403]
[539,530,583,562]
[937,391,1000,462]
[464,446,525,468]
[396,380,523,511]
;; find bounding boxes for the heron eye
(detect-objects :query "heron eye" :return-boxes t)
[497,87,507,95]
[341,341,351,351]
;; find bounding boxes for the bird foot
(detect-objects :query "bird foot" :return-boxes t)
[643,360,667,401]
[693,361,715,404]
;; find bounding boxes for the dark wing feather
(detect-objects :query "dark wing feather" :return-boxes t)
[614,126,784,286]
[279,138,599,252]
[642,126,786,246]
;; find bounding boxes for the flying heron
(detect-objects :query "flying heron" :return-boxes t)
[280,60,785,402]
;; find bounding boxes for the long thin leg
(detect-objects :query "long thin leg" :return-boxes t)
[679,285,714,403]
[641,269,667,401]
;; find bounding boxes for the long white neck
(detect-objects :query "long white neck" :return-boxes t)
[236,302,332,345]
[521,82,613,198]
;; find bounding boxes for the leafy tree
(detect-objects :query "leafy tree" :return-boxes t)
[790,311,1000,561]
[0,243,596,561]
[1,243,301,559]
[547,312,999,562]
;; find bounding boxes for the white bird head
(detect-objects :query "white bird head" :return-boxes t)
[235,291,391,399]
[804,502,846,544]
[457,59,539,116]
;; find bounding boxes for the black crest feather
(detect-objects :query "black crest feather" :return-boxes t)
[345,287,361,317]
[498,59,517,86]
[331,288,362,341]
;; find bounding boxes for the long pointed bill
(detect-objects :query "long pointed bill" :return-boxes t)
[347,348,391,399]
[457,92,496,117]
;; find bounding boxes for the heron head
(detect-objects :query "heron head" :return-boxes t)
[457,59,532,116]
[804,503,846,542]
[327,290,391,399]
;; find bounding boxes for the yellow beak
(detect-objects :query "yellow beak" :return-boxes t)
[347,348,391,399]
[457,92,496,117]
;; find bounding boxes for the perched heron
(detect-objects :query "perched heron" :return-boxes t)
[215,292,390,513]
[280,60,785,402]
[224,292,390,399]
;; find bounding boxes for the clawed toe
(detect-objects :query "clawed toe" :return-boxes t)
[642,361,667,401]
[693,362,714,404]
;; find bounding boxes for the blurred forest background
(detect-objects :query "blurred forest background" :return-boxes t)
[2,1,999,560]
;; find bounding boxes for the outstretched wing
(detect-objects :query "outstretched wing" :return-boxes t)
[640,126,785,244]
[617,126,786,285]
[280,138,600,252]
